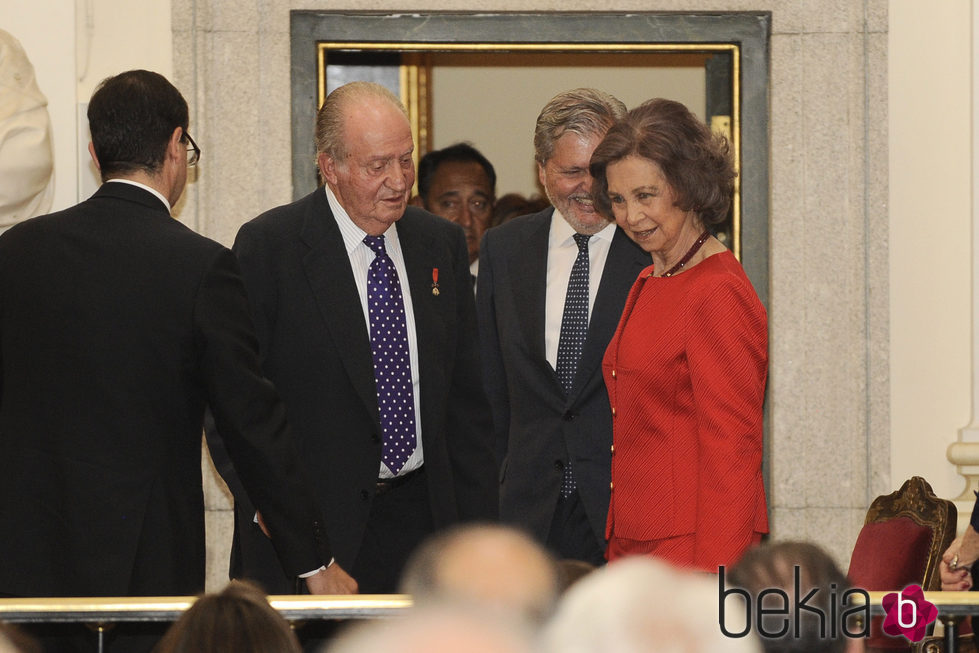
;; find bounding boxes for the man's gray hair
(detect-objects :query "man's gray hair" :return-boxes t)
[533,88,627,165]
[399,523,559,625]
[542,557,762,653]
[314,81,408,161]
[326,604,535,653]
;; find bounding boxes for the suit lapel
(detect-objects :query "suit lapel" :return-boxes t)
[399,213,440,379]
[511,210,552,368]
[569,227,650,402]
[397,213,444,439]
[299,192,380,426]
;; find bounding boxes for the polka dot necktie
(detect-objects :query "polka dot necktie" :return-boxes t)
[555,233,591,497]
[364,235,417,475]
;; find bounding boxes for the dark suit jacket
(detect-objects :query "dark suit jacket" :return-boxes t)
[476,207,649,547]
[0,183,327,597]
[213,188,496,592]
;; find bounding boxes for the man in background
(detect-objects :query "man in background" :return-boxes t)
[477,88,648,565]
[416,142,496,277]
[0,70,338,651]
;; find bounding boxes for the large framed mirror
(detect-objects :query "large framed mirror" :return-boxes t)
[290,12,770,303]
[315,46,741,254]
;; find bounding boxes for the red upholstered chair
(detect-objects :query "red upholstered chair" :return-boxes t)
[915,635,976,653]
[848,477,957,652]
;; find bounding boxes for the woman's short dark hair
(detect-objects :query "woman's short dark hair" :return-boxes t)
[153,581,301,653]
[87,70,188,180]
[590,98,736,226]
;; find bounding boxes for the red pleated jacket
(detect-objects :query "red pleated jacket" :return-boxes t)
[602,250,769,572]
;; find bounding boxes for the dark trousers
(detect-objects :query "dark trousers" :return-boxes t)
[295,468,436,651]
[546,490,606,566]
[351,467,435,594]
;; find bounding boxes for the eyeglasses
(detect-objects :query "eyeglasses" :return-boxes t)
[183,131,201,166]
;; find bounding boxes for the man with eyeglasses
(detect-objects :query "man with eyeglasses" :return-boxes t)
[0,70,337,651]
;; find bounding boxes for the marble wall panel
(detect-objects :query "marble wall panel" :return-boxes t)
[180,0,889,575]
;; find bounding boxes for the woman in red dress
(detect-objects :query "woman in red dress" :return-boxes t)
[589,98,768,572]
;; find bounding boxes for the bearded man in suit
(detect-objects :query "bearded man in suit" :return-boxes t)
[0,70,337,651]
[477,88,649,565]
[214,82,497,595]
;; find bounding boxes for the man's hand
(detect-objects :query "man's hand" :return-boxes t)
[305,563,358,595]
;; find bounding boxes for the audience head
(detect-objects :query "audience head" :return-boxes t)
[555,558,596,594]
[399,523,560,624]
[0,624,39,653]
[590,97,735,228]
[315,82,414,235]
[87,70,192,199]
[727,541,863,653]
[533,88,626,235]
[153,580,301,653]
[542,556,761,653]
[417,143,496,263]
[325,604,535,653]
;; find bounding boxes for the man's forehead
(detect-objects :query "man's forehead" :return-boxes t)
[341,99,412,146]
[364,145,413,161]
[433,160,492,187]
[437,187,492,200]
[345,126,413,160]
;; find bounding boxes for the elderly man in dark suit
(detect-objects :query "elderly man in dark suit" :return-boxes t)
[213,81,497,595]
[0,70,336,650]
[477,88,649,565]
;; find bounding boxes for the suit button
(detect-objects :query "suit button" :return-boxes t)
[360,490,370,500]
[554,460,564,470]
[371,433,381,444]
[611,407,616,417]
[610,481,614,490]
[610,445,615,454]
[563,411,577,421]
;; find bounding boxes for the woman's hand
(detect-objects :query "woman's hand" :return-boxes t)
[941,526,979,590]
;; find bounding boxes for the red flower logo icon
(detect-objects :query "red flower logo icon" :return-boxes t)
[881,584,937,642]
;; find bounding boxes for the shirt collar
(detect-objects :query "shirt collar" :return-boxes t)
[105,179,171,212]
[324,185,398,255]
[548,207,616,249]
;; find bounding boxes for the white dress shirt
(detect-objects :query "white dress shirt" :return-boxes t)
[325,186,424,478]
[544,211,616,370]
